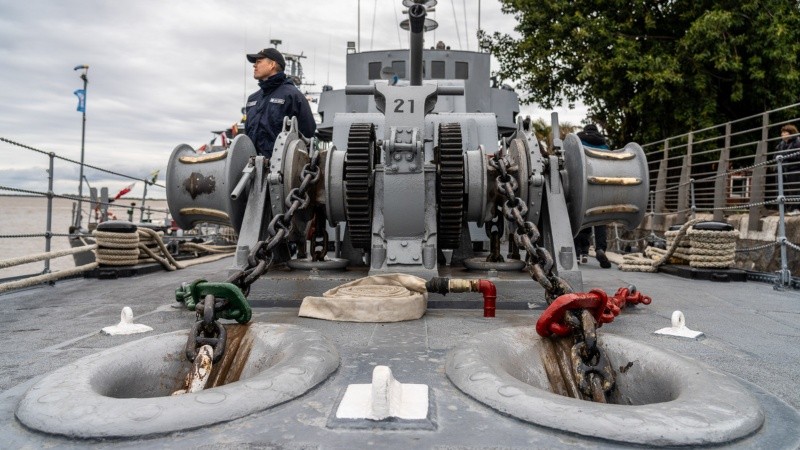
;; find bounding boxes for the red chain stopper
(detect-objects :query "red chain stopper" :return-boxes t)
[536,287,652,337]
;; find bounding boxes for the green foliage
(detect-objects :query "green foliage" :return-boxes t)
[482,0,800,144]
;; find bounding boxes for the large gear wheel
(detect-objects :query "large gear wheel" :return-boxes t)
[436,123,466,249]
[344,123,376,250]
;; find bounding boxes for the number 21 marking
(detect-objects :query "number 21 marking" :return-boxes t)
[394,99,415,113]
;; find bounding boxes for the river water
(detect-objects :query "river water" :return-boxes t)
[0,196,169,278]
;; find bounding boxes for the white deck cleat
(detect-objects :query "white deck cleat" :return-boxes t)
[336,365,428,420]
[654,310,704,339]
[101,307,154,336]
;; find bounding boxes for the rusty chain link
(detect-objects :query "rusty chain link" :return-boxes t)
[186,294,228,363]
[311,206,329,262]
[183,143,321,364]
[225,146,321,296]
[488,152,572,302]
[485,211,505,262]
[489,151,615,402]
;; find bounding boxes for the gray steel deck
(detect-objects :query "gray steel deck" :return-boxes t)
[0,257,798,448]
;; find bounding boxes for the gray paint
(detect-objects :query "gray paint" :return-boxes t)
[317,49,519,138]
[446,327,765,446]
[0,261,798,447]
[15,323,339,438]
[166,135,255,232]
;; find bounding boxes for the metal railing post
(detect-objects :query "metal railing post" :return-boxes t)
[690,178,697,219]
[774,155,791,290]
[748,112,769,232]
[649,190,658,245]
[713,123,731,222]
[677,133,693,223]
[613,223,621,253]
[44,152,55,275]
[654,140,668,229]
[139,181,148,222]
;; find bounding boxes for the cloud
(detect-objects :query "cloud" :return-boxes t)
[0,0,587,200]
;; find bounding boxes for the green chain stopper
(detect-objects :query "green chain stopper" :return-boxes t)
[175,278,252,324]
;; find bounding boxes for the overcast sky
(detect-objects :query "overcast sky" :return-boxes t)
[0,0,587,199]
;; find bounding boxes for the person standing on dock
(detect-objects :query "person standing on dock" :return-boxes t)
[244,47,316,158]
[574,124,612,268]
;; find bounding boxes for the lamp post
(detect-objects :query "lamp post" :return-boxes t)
[73,65,89,229]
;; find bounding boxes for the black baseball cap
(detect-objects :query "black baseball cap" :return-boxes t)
[246,47,286,70]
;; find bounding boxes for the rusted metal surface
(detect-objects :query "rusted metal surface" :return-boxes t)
[536,286,651,403]
[173,345,214,395]
[207,323,254,388]
[539,337,585,399]
[182,172,217,199]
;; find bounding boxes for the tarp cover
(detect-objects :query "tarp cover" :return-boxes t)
[298,273,427,322]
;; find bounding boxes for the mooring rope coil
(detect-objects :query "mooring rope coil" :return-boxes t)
[0,227,234,294]
[619,219,739,272]
[685,227,737,268]
[94,228,184,270]
[619,219,703,272]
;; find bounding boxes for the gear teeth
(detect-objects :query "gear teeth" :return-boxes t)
[344,123,376,250]
[436,123,465,249]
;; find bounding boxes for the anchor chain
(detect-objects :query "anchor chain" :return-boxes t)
[535,285,652,401]
[490,151,617,402]
[226,147,322,296]
[485,211,505,262]
[309,206,329,262]
[177,146,322,364]
[489,152,573,303]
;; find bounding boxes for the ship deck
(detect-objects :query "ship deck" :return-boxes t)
[0,256,798,448]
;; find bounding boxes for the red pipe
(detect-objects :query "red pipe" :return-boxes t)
[425,277,498,318]
[477,279,497,317]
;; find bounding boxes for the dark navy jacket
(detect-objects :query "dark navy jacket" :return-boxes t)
[244,72,316,158]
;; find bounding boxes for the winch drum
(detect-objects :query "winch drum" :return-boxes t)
[166,135,256,232]
[562,134,649,238]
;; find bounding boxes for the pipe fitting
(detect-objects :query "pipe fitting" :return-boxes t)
[425,277,497,317]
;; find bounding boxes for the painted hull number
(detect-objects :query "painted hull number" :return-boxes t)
[394,99,415,113]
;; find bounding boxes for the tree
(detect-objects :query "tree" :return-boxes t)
[482,0,800,145]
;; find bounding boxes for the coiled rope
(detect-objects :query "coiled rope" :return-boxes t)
[0,227,234,294]
[94,228,183,270]
[620,219,739,272]
[685,228,738,268]
[619,219,703,272]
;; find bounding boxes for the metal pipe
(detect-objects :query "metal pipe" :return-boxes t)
[775,155,791,289]
[408,4,426,86]
[690,178,696,219]
[74,66,89,229]
[231,162,255,200]
[476,279,497,317]
[550,112,562,155]
[139,182,149,222]
[425,277,498,317]
[44,152,55,275]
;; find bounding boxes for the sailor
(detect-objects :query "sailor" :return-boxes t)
[244,47,316,158]
[574,124,612,268]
